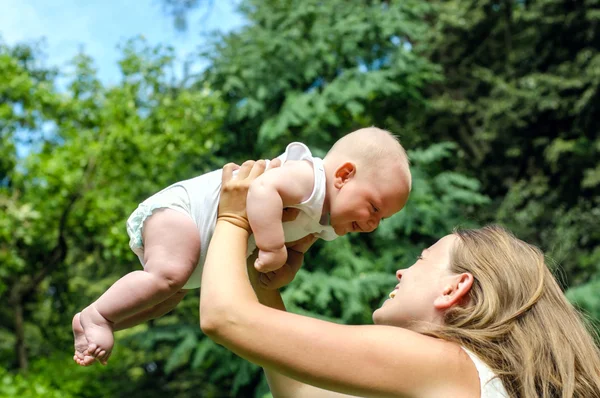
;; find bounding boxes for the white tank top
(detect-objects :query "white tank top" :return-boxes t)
[176,142,337,289]
[462,347,509,397]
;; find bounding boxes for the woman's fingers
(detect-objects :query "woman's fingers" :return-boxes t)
[224,158,278,186]
[218,159,269,224]
[236,160,256,180]
[222,162,240,183]
[248,159,267,179]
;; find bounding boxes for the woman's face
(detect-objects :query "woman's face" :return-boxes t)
[372,234,459,329]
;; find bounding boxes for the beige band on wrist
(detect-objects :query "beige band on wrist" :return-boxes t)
[217,213,251,233]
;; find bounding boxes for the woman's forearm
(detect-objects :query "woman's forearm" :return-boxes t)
[201,225,334,397]
[246,258,303,397]
[246,256,350,398]
[200,220,258,334]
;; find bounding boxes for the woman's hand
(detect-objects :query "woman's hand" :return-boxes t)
[258,234,318,289]
[218,159,281,232]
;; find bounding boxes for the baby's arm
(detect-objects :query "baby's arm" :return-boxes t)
[247,160,315,272]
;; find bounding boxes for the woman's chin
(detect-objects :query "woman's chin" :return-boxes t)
[372,307,409,328]
[372,308,388,325]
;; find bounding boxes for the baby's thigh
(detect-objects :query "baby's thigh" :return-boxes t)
[142,208,201,284]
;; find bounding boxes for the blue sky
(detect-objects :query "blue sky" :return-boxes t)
[0,0,245,85]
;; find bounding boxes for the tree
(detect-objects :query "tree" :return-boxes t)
[416,0,600,322]
[0,40,64,371]
[199,0,441,158]
[0,37,225,380]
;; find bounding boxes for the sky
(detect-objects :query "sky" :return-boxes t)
[0,0,245,85]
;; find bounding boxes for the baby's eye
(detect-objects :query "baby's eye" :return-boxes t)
[371,204,379,213]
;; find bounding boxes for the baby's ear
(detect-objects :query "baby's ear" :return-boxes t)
[333,162,356,188]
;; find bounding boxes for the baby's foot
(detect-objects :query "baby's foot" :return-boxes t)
[72,313,96,366]
[79,304,115,365]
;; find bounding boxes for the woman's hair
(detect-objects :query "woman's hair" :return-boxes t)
[424,225,600,397]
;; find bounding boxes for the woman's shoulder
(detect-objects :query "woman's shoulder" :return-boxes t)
[461,347,509,398]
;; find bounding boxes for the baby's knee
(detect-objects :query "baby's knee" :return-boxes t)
[145,262,192,292]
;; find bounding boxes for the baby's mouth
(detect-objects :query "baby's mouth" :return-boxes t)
[388,289,397,299]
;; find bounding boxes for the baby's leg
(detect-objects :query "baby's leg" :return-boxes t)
[77,209,200,364]
[73,291,189,366]
[113,289,189,331]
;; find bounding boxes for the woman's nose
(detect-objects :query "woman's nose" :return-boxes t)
[396,269,404,280]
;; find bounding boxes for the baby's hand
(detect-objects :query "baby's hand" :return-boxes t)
[259,234,317,290]
[254,246,288,273]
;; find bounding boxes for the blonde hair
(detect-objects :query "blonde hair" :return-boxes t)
[424,225,600,397]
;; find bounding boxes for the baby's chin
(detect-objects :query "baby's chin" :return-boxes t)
[331,224,348,236]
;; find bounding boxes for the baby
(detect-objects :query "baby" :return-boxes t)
[72,127,412,366]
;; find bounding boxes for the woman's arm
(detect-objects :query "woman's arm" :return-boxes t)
[248,238,353,398]
[200,161,478,398]
[247,254,337,398]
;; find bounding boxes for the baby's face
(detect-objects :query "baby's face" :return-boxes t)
[329,172,409,236]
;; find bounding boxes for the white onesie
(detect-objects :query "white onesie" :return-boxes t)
[126,142,338,289]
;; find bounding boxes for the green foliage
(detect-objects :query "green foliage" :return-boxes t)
[1,366,68,398]
[0,36,228,395]
[201,0,441,158]
[0,355,110,398]
[567,279,600,324]
[415,0,600,322]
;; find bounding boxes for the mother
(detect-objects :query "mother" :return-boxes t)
[200,160,600,397]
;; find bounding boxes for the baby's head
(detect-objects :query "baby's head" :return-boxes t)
[323,127,411,236]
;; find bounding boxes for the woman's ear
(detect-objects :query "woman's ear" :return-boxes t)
[333,162,356,189]
[434,273,474,310]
